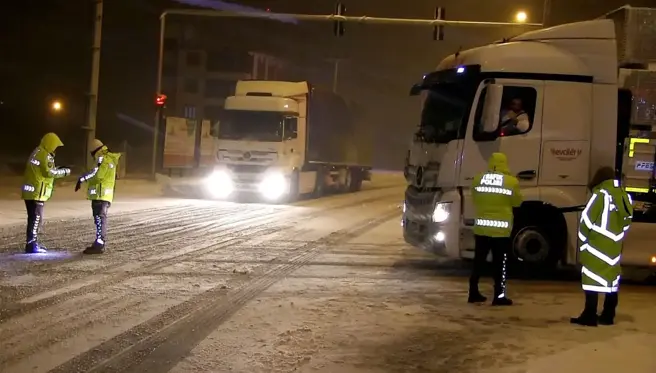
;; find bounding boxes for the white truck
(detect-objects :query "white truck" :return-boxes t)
[201,80,371,201]
[402,6,656,272]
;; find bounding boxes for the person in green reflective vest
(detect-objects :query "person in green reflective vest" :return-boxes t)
[74,139,121,254]
[571,166,633,327]
[469,152,523,306]
[21,133,71,253]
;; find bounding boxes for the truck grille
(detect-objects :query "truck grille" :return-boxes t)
[226,164,269,174]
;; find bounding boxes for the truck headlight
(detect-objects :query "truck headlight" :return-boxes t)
[259,172,288,200]
[205,170,233,198]
[433,202,451,223]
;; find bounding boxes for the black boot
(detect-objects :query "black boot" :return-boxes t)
[24,201,46,253]
[24,242,47,254]
[468,289,487,303]
[571,291,598,327]
[598,292,618,325]
[83,240,105,254]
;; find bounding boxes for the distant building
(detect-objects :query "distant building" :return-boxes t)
[161,21,287,125]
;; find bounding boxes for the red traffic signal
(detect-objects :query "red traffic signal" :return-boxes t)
[156,94,167,106]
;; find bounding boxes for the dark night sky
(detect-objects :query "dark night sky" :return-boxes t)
[2,0,656,169]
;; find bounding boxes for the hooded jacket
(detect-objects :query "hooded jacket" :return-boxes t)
[471,152,523,237]
[578,169,633,293]
[79,145,121,202]
[21,133,70,201]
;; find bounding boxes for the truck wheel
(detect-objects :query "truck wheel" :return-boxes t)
[349,169,363,192]
[313,168,325,198]
[511,213,562,273]
[286,170,300,203]
[342,169,352,193]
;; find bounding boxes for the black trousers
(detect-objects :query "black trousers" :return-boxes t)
[470,235,510,298]
[582,291,619,318]
[25,200,45,245]
[91,200,110,246]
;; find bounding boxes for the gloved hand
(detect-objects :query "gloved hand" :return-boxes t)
[75,179,82,192]
[60,167,72,176]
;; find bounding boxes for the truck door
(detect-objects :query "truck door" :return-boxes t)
[458,79,544,254]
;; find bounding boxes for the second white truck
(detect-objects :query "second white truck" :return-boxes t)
[201,80,371,201]
[402,6,656,272]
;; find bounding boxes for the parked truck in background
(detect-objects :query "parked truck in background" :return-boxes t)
[402,6,656,273]
[161,80,372,202]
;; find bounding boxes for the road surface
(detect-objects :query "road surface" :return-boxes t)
[1,177,655,373]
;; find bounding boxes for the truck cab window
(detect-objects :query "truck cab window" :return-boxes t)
[416,84,471,143]
[473,86,537,140]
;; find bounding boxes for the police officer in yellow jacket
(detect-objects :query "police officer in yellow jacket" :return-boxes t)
[21,133,71,253]
[469,152,523,305]
[571,167,632,326]
[74,139,121,254]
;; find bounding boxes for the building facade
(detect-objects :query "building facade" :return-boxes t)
[161,20,287,125]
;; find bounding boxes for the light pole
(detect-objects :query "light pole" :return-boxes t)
[150,9,543,176]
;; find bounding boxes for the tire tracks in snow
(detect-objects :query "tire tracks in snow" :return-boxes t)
[0,190,399,321]
[48,207,401,373]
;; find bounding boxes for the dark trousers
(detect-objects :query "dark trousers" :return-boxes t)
[91,200,110,246]
[24,200,45,245]
[469,235,510,298]
[582,291,619,318]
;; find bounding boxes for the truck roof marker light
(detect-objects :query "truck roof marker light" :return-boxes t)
[628,137,650,157]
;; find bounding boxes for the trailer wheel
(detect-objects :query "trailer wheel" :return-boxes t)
[341,169,352,193]
[349,168,363,192]
[313,168,325,198]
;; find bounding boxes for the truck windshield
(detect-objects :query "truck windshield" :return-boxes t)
[417,83,471,144]
[219,111,284,142]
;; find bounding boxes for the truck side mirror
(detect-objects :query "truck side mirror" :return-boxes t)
[284,117,298,139]
[409,84,423,96]
[482,83,503,133]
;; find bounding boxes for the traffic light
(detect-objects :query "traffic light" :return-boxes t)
[333,3,345,37]
[433,7,445,41]
[156,93,167,107]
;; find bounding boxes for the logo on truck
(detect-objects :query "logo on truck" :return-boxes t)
[550,148,582,161]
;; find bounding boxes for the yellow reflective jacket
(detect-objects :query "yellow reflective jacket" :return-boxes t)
[21,133,69,201]
[79,146,121,202]
[578,179,633,293]
[471,153,523,238]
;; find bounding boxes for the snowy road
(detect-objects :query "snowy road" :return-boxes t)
[1,178,656,372]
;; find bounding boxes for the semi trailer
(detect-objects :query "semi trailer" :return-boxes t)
[162,80,372,202]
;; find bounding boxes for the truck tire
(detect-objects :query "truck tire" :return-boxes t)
[510,209,564,274]
[313,168,325,198]
[287,170,300,203]
[340,168,352,193]
[349,168,363,192]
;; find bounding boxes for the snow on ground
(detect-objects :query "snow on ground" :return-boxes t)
[0,173,655,373]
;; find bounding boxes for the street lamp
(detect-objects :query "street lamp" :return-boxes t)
[514,11,528,23]
[51,100,63,112]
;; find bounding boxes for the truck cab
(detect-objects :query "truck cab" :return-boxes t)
[403,8,656,271]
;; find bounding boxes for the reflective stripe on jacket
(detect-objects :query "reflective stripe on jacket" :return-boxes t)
[471,153,523,238]
[79,147,121,203]
[578,179,633,293]
[21,147,68,201]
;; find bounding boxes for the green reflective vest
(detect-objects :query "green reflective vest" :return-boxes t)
[471,171,523,238]
[21,147,69,201]
[578,179,633,293]
[80,148,121,202]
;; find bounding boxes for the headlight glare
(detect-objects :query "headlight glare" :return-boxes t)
[259,172,288,200]
[432,202,451,223]
[205,170,233,198]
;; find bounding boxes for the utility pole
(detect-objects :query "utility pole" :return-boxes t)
[330,59,341,93]
[84,0,103,169]
[542,0,551,27]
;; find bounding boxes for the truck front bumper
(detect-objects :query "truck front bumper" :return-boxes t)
[203,169,290,202]
[402,201,460,258]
